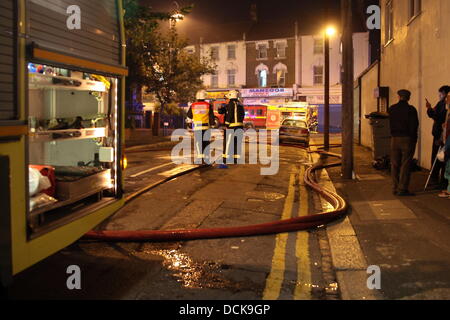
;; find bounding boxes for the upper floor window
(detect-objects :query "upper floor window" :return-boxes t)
[409,0,421,20]
[275,42,286,59]
[276,69,286,87]
[211,47,219,60]
[313,66,324,85]
[385,0,394,44]
[211,71,218,88]
[227,45,236,60]
[258,69,268,87]
[313,38,323,54]
[257,44,268,59]
[227,69,236,87]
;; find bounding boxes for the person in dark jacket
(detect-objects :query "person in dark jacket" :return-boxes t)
[438,95,450,198]
[389,89,419,196]
[426,85,450,188]
[218,90,245,165]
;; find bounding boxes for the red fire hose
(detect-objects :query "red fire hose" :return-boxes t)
[83,148,347,242]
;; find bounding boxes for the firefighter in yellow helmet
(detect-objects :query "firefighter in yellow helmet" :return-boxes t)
[187,90,215,164]
[219,90,245,165]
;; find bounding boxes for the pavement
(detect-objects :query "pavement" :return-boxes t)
[318,135,450,300]
[4,133,450,300]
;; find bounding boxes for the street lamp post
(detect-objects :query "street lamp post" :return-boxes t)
[341,0,354,179]
[324,26,336,151]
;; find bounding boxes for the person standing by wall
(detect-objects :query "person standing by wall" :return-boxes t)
[438,94,450,198]
[389,90,419,196]
[426,85,450,189]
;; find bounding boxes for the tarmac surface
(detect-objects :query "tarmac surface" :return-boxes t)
[5,133,450,300]
[7,136,338,300]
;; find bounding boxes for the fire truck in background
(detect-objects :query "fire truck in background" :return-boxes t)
[206,91,229,128]
[243,105,268,129]
[266,102,318,131]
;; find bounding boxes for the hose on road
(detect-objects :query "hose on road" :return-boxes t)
[83,148,347,242]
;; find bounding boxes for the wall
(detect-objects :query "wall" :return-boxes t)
[301,32,370,88]
[301,35,342,87]
[359,62,379,149]
[379,0,450,169]
[196,40,246,89]
[245,38,297,88]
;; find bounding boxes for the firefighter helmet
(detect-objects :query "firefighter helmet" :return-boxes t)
[227,90,240,100]
[196,90,207,100]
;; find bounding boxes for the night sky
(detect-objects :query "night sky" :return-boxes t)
[141,0,378,44]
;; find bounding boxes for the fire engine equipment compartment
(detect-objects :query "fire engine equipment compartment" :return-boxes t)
[27,64,119,231]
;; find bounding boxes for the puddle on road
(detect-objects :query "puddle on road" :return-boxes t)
[141,249,260,293]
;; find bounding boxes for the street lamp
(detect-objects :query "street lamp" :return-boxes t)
[324,26,336,151]
[169,1,184,29]
[326,26,337,37]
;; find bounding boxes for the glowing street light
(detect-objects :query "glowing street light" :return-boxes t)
[171,13,184,22]
[326,26,337,37]
[169,1,184,28]
[323,26,337,150]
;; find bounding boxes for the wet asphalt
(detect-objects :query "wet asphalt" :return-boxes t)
[6,139,336,300]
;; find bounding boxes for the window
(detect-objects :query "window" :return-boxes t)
[258,69,268,87]
[313,66,324,85]
[227,45,236,60]
[313,38,324,54]
[211,72,218,88]
[275,42,286,59]
[385,0,394,44]
[276,69,286,87]
[409,0,421,20]
[257,44,268,59]
[227,69,236,87]
[211,47,219,60]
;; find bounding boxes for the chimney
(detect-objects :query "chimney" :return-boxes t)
[250,2,257,23]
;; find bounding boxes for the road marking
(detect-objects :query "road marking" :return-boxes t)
[294,164,313,300]
[263,170,296,300]
[129,162,174,178]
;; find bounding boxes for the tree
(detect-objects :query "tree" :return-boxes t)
[123,0,214,134]
[123,0,170,99]
[143,28,216,115]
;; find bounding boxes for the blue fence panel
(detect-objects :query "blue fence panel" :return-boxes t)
[317,104,342,133]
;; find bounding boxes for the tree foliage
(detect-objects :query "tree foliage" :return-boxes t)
[143,28,216,112]
[123,0,214,114]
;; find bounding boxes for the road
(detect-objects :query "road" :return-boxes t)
[7,137,339,300]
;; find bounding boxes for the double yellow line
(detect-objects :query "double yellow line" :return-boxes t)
[263,163,312,300]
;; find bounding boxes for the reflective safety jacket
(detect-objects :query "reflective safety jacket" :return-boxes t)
[219,99,245,128]
[187,101,215,131]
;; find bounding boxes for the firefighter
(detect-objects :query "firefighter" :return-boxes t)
[219,90,245,165]
[187,90,215,164]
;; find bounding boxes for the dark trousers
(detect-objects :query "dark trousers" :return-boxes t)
[194,129,211,164]
[223,127,244,164]
[391,137,416,193]
[431,138,447,185]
